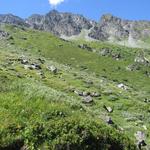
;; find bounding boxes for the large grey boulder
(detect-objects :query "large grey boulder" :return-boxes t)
[117,83,128,90]
[135,131,147,150]
[82,96,93,104]
[0,30,9,39]
[30,63,41,70]
[103,105,113,113]
[47,65,58,74]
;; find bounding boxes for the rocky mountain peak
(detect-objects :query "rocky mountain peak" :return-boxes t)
[0,14,29,27]
[26,10,94,36]
[101,14,119,21]
[89,14,150,47]
[47,9,59,15]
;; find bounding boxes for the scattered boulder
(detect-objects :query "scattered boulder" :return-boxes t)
[23,63,41,70]
[16,73,23,78]
[117,83,128,90]
[74,90,100,98]
[82,96,93,104]
[21,59,28,64]
[126,64,141,71]
[24,65,31,70]
[144,71,150,77]
[90,92,101,97]
[135,131,147,150]
[30,63,41,70]
[82,91,90,97]
[18,55,42,70]
[74,90,83,96]
[134,56,148,64]
[106,116,114,125]
[37,71,45,79]
[47,65,58,74]
[112,53,121,60]
[78,44,93,51]
[99,49,122,60]
[99,48,111,56]
[103,105,113,113]
[134,52,149,66]
[38,58,45,64]
[0,30,9,39]
[144,98,150,103]
[137,140,147,150]
[18,55,29,63]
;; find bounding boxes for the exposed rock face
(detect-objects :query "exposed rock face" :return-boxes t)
[89,14,129,41]
[89,14,150,42]
[26,10,95,36]
[0,14,29,27]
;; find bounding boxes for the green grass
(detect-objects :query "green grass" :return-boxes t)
[0,75,136,150]
[0,24,150,149]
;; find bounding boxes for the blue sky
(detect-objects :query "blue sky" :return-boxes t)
[0,0,150,21]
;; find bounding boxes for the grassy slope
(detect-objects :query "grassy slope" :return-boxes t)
[0,24,150,149]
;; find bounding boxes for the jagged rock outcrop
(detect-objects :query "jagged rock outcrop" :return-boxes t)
[26,10,95,36]
[89,14,129,41]
[89,14,150,42]
[0,30,9,39]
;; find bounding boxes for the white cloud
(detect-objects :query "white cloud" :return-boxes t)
[48,0,65,7]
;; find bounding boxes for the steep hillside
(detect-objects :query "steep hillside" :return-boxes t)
[0,24,150,149]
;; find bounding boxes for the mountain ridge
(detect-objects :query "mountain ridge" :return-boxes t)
[1,10,150,48]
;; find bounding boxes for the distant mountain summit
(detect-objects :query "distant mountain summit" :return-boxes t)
[1,10,150,48]
[26,10,95,36]
[0,14,29,27]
